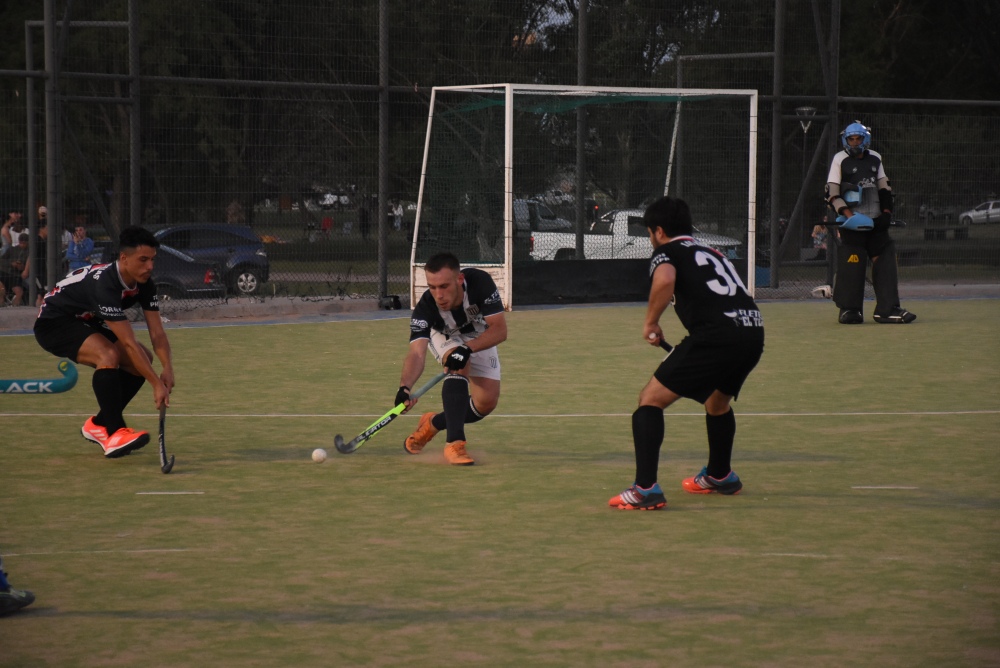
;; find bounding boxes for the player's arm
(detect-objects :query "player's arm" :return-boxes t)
[397,338,430,411]
[105,319,170,409]
[143,309,175,394]
[643,262,676,345]
[467,311,507,353]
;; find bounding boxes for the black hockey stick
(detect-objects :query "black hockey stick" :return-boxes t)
[334,372,447,454]
[158,405,175,474]
[649,333,674,353]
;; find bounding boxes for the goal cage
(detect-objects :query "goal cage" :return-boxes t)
[410,84,759,309]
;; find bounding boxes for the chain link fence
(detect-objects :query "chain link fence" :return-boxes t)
[1,1,996,314]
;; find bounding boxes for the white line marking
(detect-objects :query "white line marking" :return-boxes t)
[851,486,918,490]
[136,491,204,495]
[760,553,831,559]
[3,548,200,557]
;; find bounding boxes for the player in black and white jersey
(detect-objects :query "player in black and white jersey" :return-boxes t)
[609,197,765,510]
[33,226,174,459]
[397,252,507,465]
[826,121,915,324]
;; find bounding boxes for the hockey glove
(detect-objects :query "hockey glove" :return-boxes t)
[444,345,473,371]
[395,386,410,406]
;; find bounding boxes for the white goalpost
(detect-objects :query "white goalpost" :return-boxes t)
[410,83,759,308]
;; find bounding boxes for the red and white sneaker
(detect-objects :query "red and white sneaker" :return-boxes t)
[81,417,109,445]
[102,428,150,458]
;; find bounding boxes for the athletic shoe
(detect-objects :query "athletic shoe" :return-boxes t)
[682,467,743,495]
[608,483,667,510]
[873,307,916,324]
[443,440,474,466]
[81,416,109,444]
[0,587,35,616]
[838,309,864,324]
[403,412,440,455]
[102,428,150,458]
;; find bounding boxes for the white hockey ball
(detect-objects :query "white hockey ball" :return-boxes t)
[312,448,327,463]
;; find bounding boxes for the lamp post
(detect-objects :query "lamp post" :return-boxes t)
[795,106,817,177]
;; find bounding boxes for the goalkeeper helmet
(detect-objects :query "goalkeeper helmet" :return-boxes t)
[841,122,871,157]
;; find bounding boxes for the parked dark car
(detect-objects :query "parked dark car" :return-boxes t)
[152,245,227,300]
[153,224,269,296]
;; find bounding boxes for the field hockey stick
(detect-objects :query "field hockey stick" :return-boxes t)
[0,359,78,394]
[158,404,175,474]
[334,371,447,454]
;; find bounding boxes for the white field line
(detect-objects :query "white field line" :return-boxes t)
[136,491,205,495]
[3,548,204,557]
[2,410,998,419]
[851,486,919,490]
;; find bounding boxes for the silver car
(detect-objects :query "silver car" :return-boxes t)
[959,200,1000,225]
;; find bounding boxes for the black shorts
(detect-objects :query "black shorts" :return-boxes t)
[653,337,764,404]
[34,317,117,362]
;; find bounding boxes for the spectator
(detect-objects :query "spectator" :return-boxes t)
[2,210,24,256]
[66,224,96,271]
[23,217,49,305]
[321,216,333,239]
[0,233,28,306]
[811,215,829,261]
[393,201,404,232]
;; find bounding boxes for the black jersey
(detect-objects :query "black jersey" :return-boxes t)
[650,237,763,344]
[36,262,159,322]
[409,268,504,342]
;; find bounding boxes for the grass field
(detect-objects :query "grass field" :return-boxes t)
[1,299,998,667]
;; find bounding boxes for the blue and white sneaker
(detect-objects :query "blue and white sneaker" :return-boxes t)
[608,483,667,510]
[682,467,743,495]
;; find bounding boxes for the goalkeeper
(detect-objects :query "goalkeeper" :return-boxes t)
[825,121,915,324]
[396,252,508,466]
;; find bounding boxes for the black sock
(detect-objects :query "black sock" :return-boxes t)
[431,412,447,431]
[632,405,664,488]
[706,409,736,479]
[432,396,486,432]
[118,370,146,411]
[93,368,125,434]
[441,375,470,443]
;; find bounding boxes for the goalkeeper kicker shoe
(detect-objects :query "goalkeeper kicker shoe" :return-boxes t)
[873,307,916,324]
[443,440,475,466]
[838,309,864,324]
[404,412,440,454]
[608,483,667,510]
[81,416,109,445]
[682,467,743,495]
[102,428,150,458]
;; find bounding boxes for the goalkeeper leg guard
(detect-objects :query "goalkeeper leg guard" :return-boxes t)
[833,242,868,313]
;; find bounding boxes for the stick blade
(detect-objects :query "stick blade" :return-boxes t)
[334,434,355,454]
[161,455,175,474]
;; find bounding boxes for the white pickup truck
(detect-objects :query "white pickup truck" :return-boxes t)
[529,208,743,261]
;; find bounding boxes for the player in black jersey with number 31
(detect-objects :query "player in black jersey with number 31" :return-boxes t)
[609,197,765,510]
[33,226,174,459]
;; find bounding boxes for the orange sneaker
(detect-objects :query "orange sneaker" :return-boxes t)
[81,416,109,445]
[403,412,440,454]
[443,440,474,466]
[102,428,150,459]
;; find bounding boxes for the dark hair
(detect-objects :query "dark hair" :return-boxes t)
[643,197,693,238]
[118,225,159,252]
[424,251,460,274]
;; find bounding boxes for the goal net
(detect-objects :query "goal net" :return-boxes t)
[411,84,759,308]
